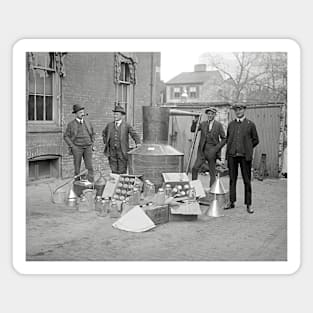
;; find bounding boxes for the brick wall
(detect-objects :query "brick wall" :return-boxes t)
[60,52,161,179]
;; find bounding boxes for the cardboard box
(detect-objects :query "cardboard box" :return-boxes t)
[169,201,201,222]
[144,204,169,225]
[170,200,202,215]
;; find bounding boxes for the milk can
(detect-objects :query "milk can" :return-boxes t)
[94,173,107,197]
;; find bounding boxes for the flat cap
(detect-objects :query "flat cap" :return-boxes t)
[205,107,217,114]
[231,103,247,109]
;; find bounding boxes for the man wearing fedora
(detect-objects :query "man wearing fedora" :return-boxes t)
[191,107,226,187]
[64,104,96,182]
[102,103,141,174]
[225,103,259,213]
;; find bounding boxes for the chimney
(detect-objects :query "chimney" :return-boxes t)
[194,64,207,72]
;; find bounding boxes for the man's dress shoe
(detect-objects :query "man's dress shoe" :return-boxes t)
[247,205,254,214]
[225,202,235,210]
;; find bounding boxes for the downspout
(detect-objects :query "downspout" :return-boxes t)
[150,52,155,106]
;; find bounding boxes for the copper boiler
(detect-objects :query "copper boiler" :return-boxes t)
[128,106,184,188]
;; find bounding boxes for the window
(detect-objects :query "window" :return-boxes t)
[28,157,59,181]
[189,86,198,98]
[114,53,137,124]
[119,62,131,83]
[117,62,131,113]
[27,53,56,122]
[173,87,181,99]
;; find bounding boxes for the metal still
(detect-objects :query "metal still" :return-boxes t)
[128,106,184,188]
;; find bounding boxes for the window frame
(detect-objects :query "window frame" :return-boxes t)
[26,52,61,129]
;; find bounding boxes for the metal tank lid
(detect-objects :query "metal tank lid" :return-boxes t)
[128,143,184,156]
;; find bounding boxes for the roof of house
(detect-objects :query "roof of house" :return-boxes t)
[166,70,222,85]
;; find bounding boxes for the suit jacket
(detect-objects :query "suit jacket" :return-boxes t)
[226,118,259,161]
[191,119,226,159]
[102,121,141,158]
[64,119,95,148]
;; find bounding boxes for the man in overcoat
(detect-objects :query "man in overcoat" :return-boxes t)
[191,107,226,187]
[225,103,259,213]
[64,104,96,182]
[102,104,141,174]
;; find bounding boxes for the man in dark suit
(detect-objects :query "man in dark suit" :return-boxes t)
[225,103,259,213]
[64,104,96,182]
[191,107,226,187]
[102,103,141,174]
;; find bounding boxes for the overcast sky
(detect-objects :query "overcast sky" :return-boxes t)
[160,50,204,82]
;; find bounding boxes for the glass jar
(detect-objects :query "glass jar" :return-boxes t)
[99,197,110,217]
[131,187,141,206]
[95,196,102,213]
[109,199,120,218]
[144,181,155,202]
[155,188,165,205]
[164,184,172,198]
[121,199,131,216]
[78,195,89,212]
[188,187,196,201]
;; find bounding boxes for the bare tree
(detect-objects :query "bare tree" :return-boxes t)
[202,52,287,103]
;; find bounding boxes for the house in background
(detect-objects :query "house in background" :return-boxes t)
[163,63,285,177]
[165,64,224,104]
[26,52,161,182]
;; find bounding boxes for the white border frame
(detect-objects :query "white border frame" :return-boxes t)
[13,39,300,275]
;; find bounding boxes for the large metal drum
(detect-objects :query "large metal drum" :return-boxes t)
[128,106,184,188]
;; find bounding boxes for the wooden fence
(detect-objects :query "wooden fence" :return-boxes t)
[167,103,282,177]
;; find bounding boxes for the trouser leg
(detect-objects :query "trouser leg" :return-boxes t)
[239,158,252,205]
[72,145,83,178]
[109,148,119,174]
[191,155,205,180]
[204,147,217,187]
[116,150,128,174]
[228,156,239,203]
[82,145,94,182]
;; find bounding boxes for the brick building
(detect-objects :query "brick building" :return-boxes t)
[26,52,161,182]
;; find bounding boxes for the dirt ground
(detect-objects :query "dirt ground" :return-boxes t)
[26,175,287,261]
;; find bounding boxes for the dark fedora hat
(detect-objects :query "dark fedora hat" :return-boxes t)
[231,103,247,110]
[112,103,126,115]
[205,107,217,114]
[72,104,85,113]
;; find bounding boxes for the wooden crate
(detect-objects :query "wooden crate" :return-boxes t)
[145,204,169,225]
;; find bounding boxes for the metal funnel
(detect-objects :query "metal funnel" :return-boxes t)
[209,174,226,195]
[66,185,78,208]
[207,197,225,217]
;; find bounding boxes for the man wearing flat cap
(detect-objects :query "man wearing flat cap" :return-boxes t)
[102,103,141,174]
[64,104,96,182]
[191,107,226,187]
[225,103,259,214]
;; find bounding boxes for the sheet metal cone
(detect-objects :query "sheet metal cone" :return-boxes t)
[67,186,77,200]
[209,175,226,195]
[207,199,224,217]
[66,185,78,207]
[112,206,156,232]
